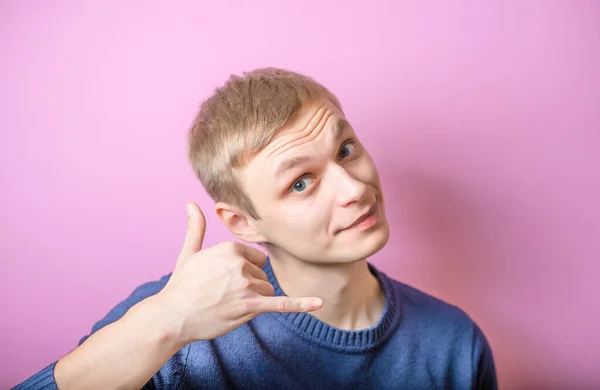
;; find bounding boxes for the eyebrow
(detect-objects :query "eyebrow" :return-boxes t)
[275,118,348,177]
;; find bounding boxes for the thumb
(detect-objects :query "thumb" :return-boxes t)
[179,202,206,261]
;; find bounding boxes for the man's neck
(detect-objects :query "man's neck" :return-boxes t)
[268,252,386,331]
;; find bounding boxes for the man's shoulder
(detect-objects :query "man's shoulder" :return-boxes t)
[384,275,493,363]
[384,275,498,389]
[387,275,476,330]
[78,273,173,345]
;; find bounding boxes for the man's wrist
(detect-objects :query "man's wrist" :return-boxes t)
[124,292,188,353]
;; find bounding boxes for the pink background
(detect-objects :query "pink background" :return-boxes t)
[1,1,599,388]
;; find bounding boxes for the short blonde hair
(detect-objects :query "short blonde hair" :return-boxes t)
[187,68,342,219]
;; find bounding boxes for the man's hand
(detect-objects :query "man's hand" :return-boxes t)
[154,202,323,346]
[49,202,322,390]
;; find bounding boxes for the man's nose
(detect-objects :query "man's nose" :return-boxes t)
[329,165,369,207]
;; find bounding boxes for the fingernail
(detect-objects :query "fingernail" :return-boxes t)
[186,204,192,217]
[311,298,323,308]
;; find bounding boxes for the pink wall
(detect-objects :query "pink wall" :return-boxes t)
[1,1,599,388]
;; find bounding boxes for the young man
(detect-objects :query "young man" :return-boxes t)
[15,68,497,389]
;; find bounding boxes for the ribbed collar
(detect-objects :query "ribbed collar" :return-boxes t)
[262,256,402,353]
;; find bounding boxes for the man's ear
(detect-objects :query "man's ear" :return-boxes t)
[215,201,267,244]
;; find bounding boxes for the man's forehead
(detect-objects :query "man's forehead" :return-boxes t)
[288,100,345,132]
[273,117,348,173]
[241,101,349,178]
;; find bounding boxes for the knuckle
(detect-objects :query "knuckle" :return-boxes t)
[279,299,288,312]
[219,241,239,253]
[237,256,248,269]
[242,298,259,313]
[266,284,275,296]
[235,257,247,272]
[237,277,251,290]
[229,241,243,254]
[226,256,246,274]
[186,225,199,236]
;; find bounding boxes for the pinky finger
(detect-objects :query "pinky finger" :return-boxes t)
[257,296,323,314]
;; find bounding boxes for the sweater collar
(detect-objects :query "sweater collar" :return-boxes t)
[262,256,402,353]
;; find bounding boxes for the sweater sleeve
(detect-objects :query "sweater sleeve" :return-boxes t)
[472,323,498,390]
[12,362,58,390]
[13,274,186,390]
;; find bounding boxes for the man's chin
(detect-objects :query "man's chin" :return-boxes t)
[341,223,390,262]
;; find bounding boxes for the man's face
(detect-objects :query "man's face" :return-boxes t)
[239,99,389,264]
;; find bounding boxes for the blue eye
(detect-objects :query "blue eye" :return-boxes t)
[291,177,313,193]
[338,142,355,159]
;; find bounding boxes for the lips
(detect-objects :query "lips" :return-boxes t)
[343,204,376,231]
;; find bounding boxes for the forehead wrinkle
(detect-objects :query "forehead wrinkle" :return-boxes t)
[264,106,332,165]
[272,114,347,177]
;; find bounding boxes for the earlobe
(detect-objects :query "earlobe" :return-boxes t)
[215,202,266,244]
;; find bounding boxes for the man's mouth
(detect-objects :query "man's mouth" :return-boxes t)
[341,204,377,232]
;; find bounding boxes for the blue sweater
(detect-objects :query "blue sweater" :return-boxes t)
[14,258,497,389]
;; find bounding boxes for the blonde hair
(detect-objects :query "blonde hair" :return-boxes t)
[187,67,342,219]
